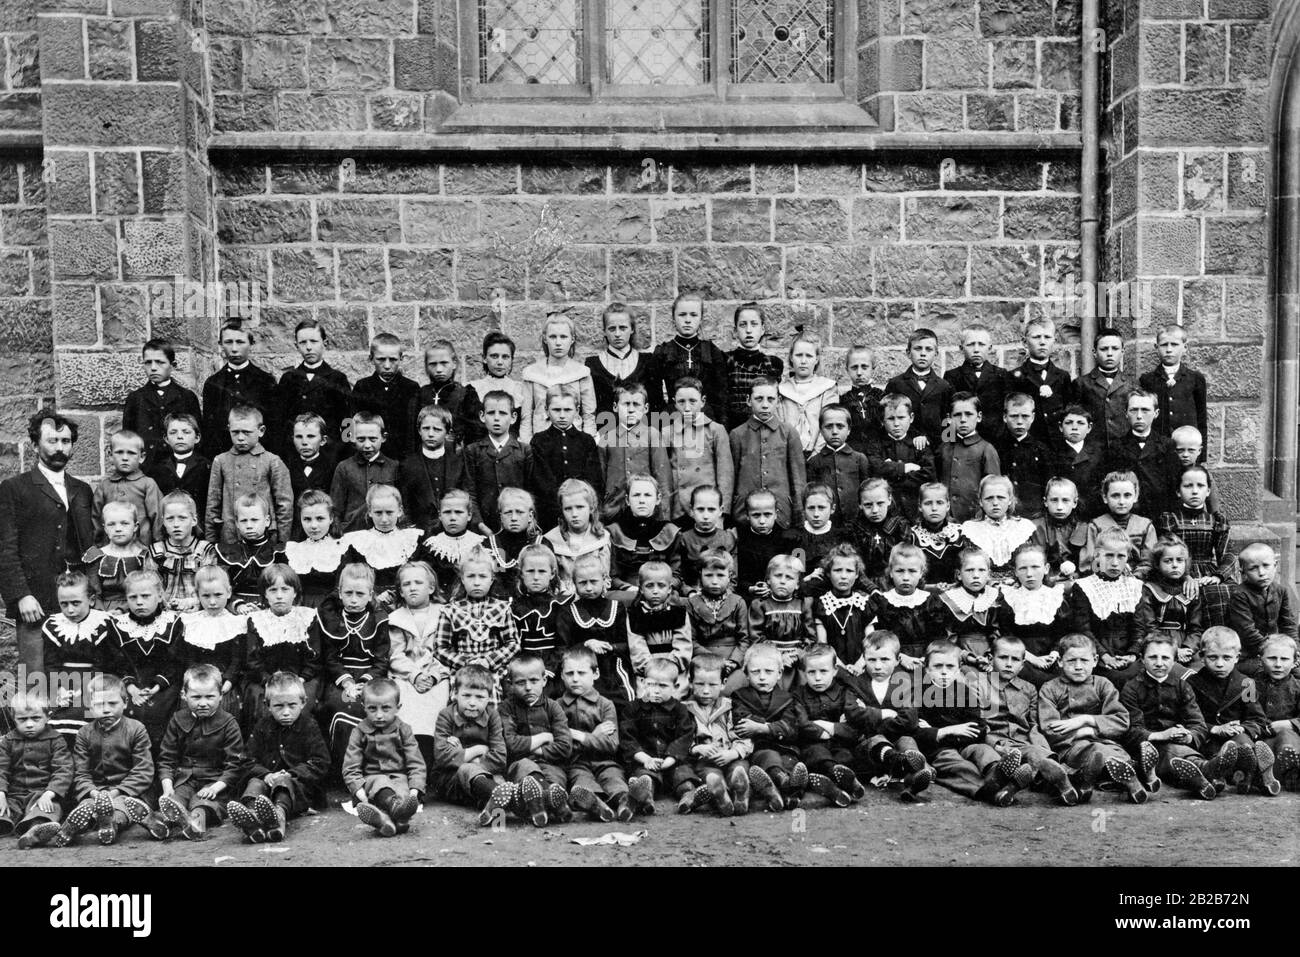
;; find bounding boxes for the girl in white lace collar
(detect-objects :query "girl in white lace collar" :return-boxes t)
[285,489,347,607]
[934,547,1001,673]
[1068,527,1144,685]
[341,484,423,611]
[959,475,1036,583]
[180,565,246,715]
[387,560,448,739]
[423,488,488,597]
[245,563,321,717]
[907,482,968,589]
[997,542,1068,686]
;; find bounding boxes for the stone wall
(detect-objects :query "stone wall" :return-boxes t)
[202,152,1083,400]
[1103,0,1271,523]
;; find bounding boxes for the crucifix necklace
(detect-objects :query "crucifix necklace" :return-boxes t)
[677,339,697,371]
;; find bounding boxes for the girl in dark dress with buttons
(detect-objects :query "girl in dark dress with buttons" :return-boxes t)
[585,303,652,421]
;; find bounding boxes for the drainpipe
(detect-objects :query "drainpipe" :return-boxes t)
[1079,0,1100,373]
[1274,54,1300,512]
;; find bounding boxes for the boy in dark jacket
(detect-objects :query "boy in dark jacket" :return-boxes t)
[156,664,250,840]
[341,678,426,838]
[124,338,203,466]
[1229,543,1300,675]
[731,645,809,812]
[1257,635,1300,789]
[0,690,74,848]
[227,671,331,843]
[500,653,573,827]
[1186,627,1279,796]
[791,645,867,806]
[351,333,421,460]
[52,675,156,847]
[431,665,511,827]
[1119,636,1234,800]
[529,388,602,532]
[849,631,934,801]
[912,640,1030,806]
[620,657,698,815]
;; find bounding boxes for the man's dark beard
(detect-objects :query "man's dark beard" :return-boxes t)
[43,451,69,469]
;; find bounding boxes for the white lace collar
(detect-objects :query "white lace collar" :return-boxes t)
[113,610,179,646]
[820,592,870,614]
[1001,584,1066,625]
[45,609,112,645]
[423,530,487,565]
[878,588,930,608]
[940,585,1000,617]
[523,359,588,387]
[343,527,423,568]
[285,537,348,574]
[248,606,316,646]
[778,375,838,403]
[959,518,1036,565]
[910,523,964,549]
[181,610,248,649]
[1076,575,1143,618]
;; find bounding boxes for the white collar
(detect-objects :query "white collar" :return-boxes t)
[173,451,193,462]
[37,462,66,486]
[1162,364,1181,378]
[489,434,510,450]
[154,379,172,389]
[421,446,446,460]
[227,361,250,372]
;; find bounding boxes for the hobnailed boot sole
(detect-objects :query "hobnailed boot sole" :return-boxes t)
[1138,741,1161,792]
[832,764,867,801]
[707,775,734,817]
[18,821,62,849]
[251,795,281,830]
[807,772,852,807]
[1170,757,1217,801]
[519,776,548,827]
[545,784,573,824]
[93,791,117,846]
[1253,742,1281,796]
[728,766,750,816]
[226,801,265,843]
[627,776,655,816]
[355,802,397,837]
[477,783,516,827]
[748,766,784,812]
[1202,740,1239,793]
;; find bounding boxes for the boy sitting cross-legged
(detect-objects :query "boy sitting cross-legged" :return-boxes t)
[730,645,810,812]
[791,645,869,807]
[500,652,574,827]
[849,631,935,802]
[557,646,631,823]
[225,671,331,844]
[430,664,511,828]
[1038,633,1149,804]
[682,654,751,817]
[913,640,1031,807]
[155,663,250,841]
[341,678,426,837]
[620,656,699,816]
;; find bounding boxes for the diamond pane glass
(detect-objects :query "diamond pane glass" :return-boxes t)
[605,0,709,86]
[480,0,585,84]
[730,0,834,84]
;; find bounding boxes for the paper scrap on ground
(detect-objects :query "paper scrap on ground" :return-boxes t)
[571,830,648,846]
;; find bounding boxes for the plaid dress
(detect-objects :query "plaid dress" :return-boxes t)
[434,597,521,681]
[151,538,217,613]
[1156,507,1236,626]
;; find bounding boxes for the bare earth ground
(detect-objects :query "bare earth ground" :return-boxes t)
[1,786,1295,868]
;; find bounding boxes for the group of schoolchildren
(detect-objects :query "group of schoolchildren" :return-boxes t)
[3,293,1299,853]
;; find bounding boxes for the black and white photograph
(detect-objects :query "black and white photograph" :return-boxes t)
[0,0,1293,918]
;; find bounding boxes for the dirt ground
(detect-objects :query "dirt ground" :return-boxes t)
[3,785,1295,868]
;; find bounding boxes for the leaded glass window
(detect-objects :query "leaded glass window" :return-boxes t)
[730,0,834,84]
[605,0,710,86]
[479,0,585,84]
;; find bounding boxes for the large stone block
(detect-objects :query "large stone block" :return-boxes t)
[796,164,862,195]
[122,219,185,279]
[926,39,988,90]
[394,36,436,91]
[521,163,606,195]
[1222,277,1266,339]
[895,92,963,132]
[309,38,390,91]
[218,246,269,285]
[710,197,773,243]
[0,250,30,296]
[774,199,850,243]
[1212,467,1263,522]
[1226,151,1266,212]
[270,162,338,194]
[876,245,967,298]
[669,164,752,194]
[1204,217,1265,276]
[879,37,923,92]
[0,348,52,397]
[1181,151,1225,213]
[677,245,782,300]
[0,92,39,130]
[99,283,147,344]
[217,199,313,244]
[864,160,942,192]
[970,244,1040,297]
[1228,23,1269,84]
[852,197,901,243]
[208,38,244,92]
[39,15,84,80]
[271,247,335,302]
[44,84,182,145]
[1015,92,1059,132]
[276,93,366,131]
[48,220,118,280]
[57,351,139,407]
[369,94,423,131]
[142,151,183,213]
[992,40,1036,89]
[250,0,330,34]
[611,161,669,194]
[94,151,139,215]
[0,295,50,352]
[337,247,387,299]
[1190,343,1264,401]
[316,198,402,244]
[1136,216,1199,275]
[1138,89,1266,148]
[902,0,977,33]
[978,0,1053,36]
[1222,405,1262,466]
[3,207,46,246]
[388,247,454,301]
[532,246,606,302]
[44,151,91,215]
[454,247,522,301]
[1003,196,1078,240]
[753,163,796,194]
[555,199,652,245]
[135,19,181,82]
[403,200,478,244]
[609,247,674,300]
[966,94,1016,131]
[904,196,999,241]
[1184,24,1226,86]
[86,19,132,81]
[1180,278,1223,341]
[325,0,415,34]
[418,306,501,355]
[650,199,706,243]
[213,93,275,133]
[1138,24,1180,87]
[314,304,368,350]
[444,163,517,195]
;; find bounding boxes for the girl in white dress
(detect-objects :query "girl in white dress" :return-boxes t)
[520,313,598,440]
[959,474,1036,585]
[387,560,448,754]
